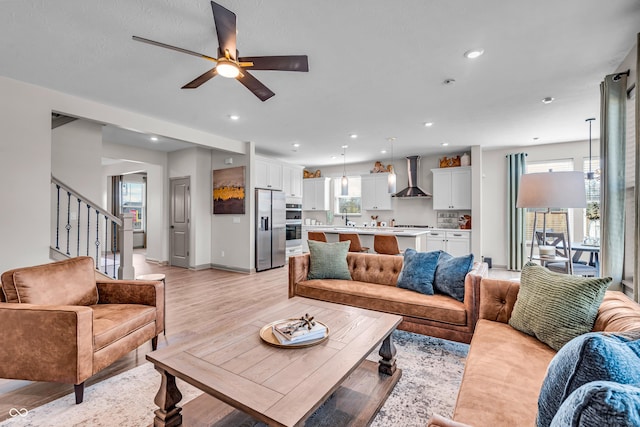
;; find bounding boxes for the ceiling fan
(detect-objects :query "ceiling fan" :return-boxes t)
[133,1,309,101]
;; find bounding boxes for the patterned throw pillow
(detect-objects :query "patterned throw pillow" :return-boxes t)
[433,252,474,302]
[509,262,611,351]
[549,381,640,427]
[537,332,640,427]
[306,240,352,280]
[396,249,441,295]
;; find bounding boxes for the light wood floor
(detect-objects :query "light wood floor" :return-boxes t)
[0,254,519,421]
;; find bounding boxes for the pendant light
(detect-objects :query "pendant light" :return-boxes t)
[387,137,397,193]
[341,145,349,196]
[585,118,596,180]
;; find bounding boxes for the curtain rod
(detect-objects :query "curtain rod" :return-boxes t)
[505,153,528,158]
[612,69,630,81]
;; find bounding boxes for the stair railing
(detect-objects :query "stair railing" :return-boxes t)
[51,176,135,279]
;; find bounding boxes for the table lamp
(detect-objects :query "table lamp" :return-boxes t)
[516,171,586,273]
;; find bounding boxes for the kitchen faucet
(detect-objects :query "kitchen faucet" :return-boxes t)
[342,207,348,226]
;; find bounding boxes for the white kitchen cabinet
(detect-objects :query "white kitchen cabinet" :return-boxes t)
[302,178,330,211]
[431,167,471,210]
[426,230,471,257]
[255,157,283,190]
[361,173,392,210]
[282,164,303,198]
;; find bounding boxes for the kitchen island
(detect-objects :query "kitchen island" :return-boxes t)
[302,225,431,253]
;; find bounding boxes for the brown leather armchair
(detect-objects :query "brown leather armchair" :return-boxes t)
[0,256,164,404]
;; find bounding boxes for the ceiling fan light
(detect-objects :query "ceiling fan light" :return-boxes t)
[216,60,240,78]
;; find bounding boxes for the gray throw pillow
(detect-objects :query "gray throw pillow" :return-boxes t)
[509,262,612,351]
[537,331,640,427]
[396,249,441,295]
[307,240,352,280]
[433,252,474,302]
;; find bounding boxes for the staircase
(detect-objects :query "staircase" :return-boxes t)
[51,176,135,279]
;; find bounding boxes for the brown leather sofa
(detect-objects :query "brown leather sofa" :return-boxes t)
[288,252,488,343]
[428,278,640,427]
[0,256,164,404]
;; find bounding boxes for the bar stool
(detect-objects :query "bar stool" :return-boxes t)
[339,233,369,252]
[308,231,328,242]
[374,234,402,255]
[136,273,166,335]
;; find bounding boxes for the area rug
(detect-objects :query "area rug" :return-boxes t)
[0,331,468,427]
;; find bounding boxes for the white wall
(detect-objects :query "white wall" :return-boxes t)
[0,78,55,271]
[210,143,254,272]
[52,120,103,201]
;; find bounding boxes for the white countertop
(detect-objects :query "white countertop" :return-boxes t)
[303,225,470,237]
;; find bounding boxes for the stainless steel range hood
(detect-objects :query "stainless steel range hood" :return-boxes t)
[393,156,432,198]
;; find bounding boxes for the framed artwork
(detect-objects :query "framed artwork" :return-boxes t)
[213,166,245,214]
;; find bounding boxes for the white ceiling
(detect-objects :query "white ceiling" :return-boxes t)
[1,1,638,167]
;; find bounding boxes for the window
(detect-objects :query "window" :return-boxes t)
[121,176,146,232]
[333,176,362,215]
[523,159,573,242]
[583,156,601,243]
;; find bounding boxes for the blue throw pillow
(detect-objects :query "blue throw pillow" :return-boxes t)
[433,252,474,302]
[537,332,640,427]
[550,381,640,427]
[396,249,441,295]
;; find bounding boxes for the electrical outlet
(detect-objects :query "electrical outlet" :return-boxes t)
[221,250,225,257]
[232,217,240,224]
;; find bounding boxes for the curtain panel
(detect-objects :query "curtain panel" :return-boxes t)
[600,72,628,288]
[506,153,527,271]
[634,33,640,302]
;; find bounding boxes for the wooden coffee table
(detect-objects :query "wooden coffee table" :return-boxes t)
[147,297,402,426]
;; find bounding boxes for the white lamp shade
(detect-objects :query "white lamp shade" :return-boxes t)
[516,171,586,209]
[387,172,397,193]
[341,175,349,196]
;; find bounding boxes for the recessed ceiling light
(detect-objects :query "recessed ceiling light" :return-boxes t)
[331,156,337,159]
[229,114,240,120]
[533,137,539,141]
[380,150,387,154]
[424,122,433,127]
[341,144,349,149]
[292,143,300,148]
[150,136,158,141]
[441,142,449,147]
[349,133,358,139]
[541,97,554,104]
[464,49,484,59]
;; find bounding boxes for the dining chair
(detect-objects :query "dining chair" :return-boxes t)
[535,231,597,277]
[339,233,370,252]
[374,234,402,255]
[308,231,327,242]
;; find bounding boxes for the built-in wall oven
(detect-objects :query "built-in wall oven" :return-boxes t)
[285,203,302,248]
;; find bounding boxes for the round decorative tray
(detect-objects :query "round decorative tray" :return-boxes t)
[259,319,330,349]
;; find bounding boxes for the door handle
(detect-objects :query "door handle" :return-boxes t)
[170,225,175,229]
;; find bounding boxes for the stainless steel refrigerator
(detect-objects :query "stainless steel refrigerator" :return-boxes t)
[255,189,286,271]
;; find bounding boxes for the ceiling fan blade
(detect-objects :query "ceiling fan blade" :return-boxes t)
[210,1,237,59]
[237,71,275,101]
[238,55,309,72]
[182,67,218,89]
[132,36,217,62]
